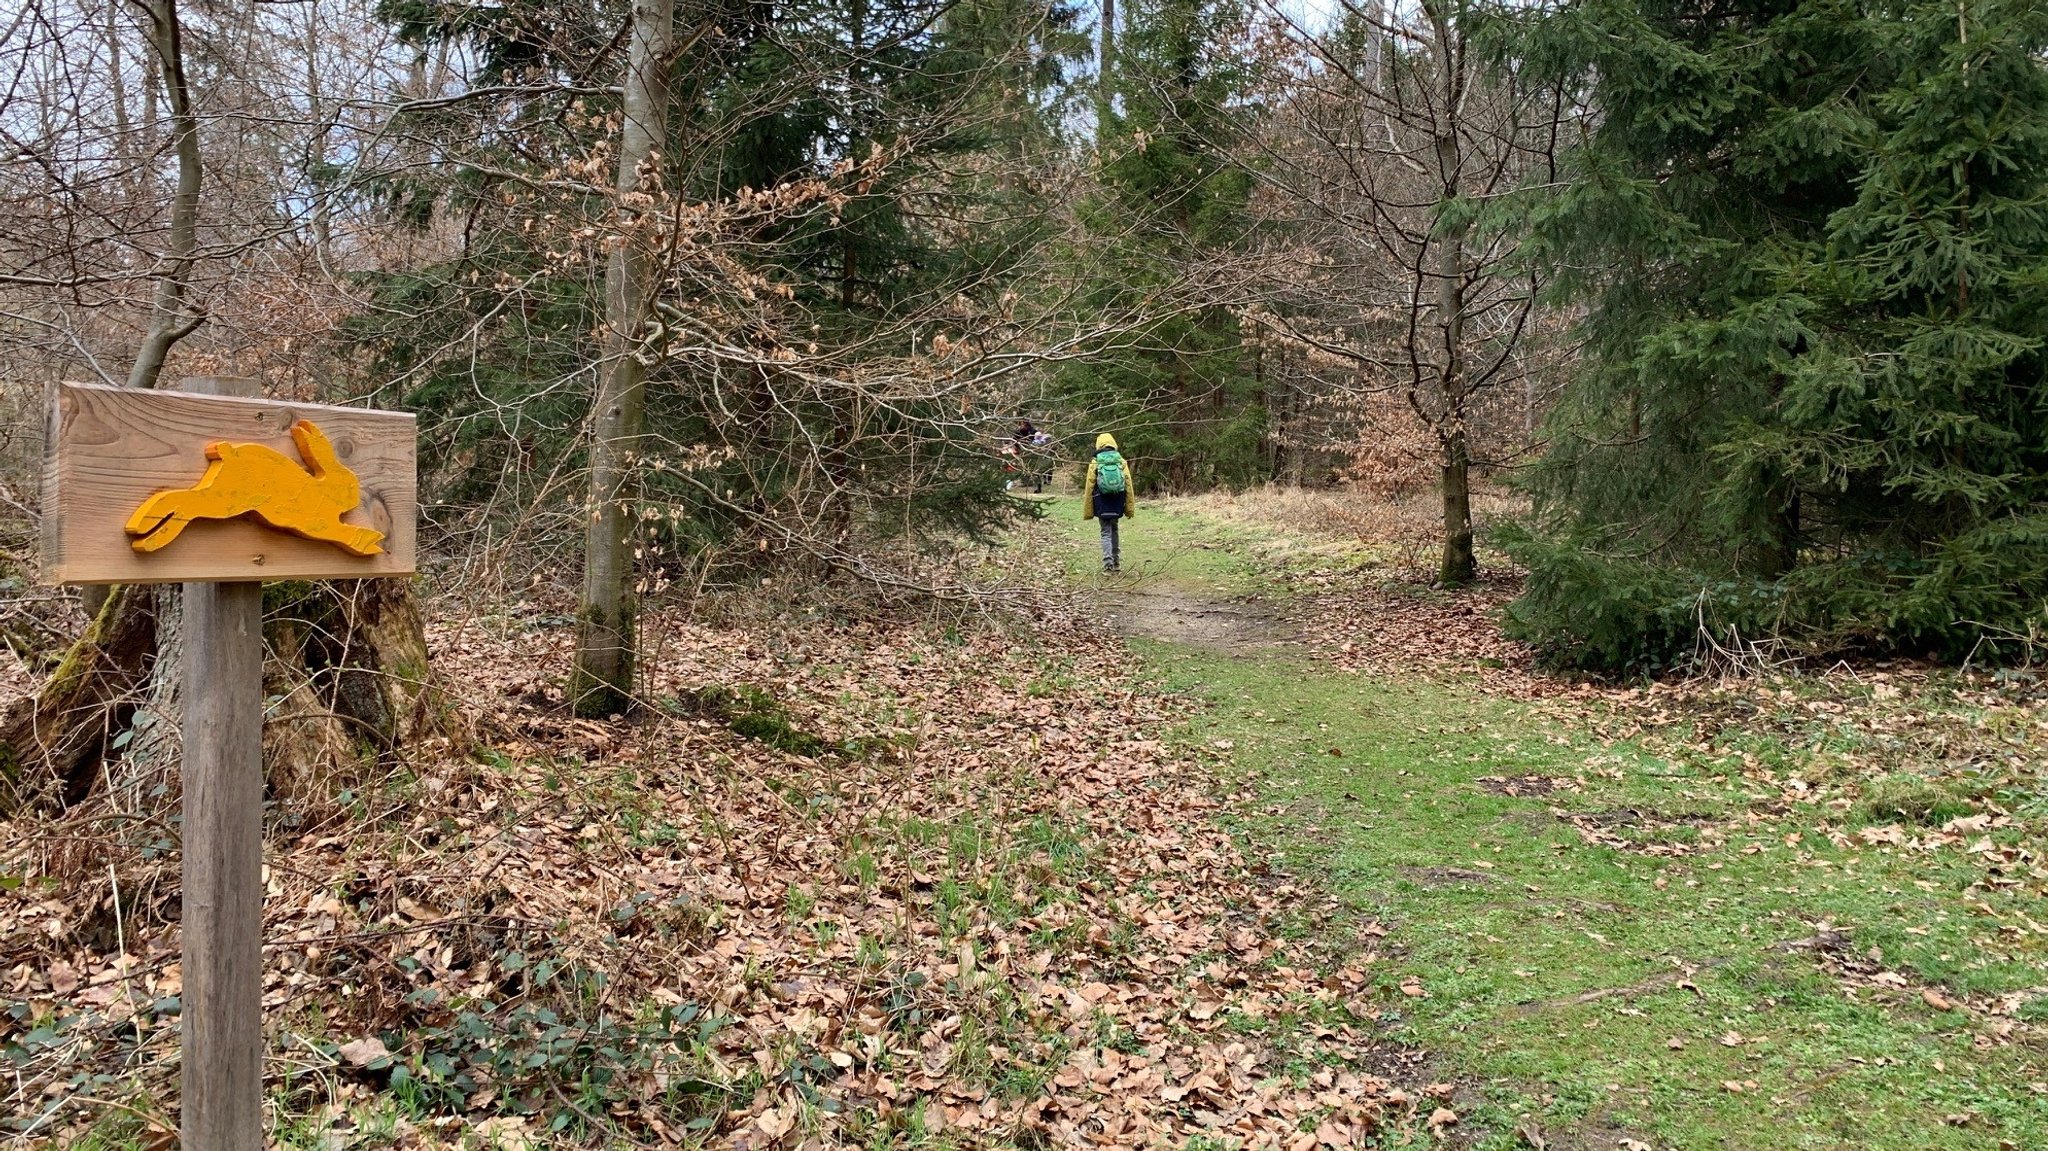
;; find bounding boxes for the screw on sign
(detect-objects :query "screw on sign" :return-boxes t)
[43,378,416,1149]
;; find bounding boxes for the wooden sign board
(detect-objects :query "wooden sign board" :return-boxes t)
[42,381,417,585]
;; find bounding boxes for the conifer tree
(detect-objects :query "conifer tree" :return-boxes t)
[1059,0,1265,489]
[1495,0,2048,671]
[357,0,1086,663]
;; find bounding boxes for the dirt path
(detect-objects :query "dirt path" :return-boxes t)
[1089,584,1298,651]
[1045,503,1304,652]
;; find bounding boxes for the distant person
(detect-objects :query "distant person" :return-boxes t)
[1009,419,1041,491]
[1083,432,1134,572]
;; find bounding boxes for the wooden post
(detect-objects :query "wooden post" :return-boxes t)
[42,376,414,1143]
[179,376,265,1150]
[43,375,415,1146]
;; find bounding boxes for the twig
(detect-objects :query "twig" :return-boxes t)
[65,1095,178,1136]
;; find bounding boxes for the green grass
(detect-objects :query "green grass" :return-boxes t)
[1047,499,2048,1151]
[1044,494,1288,594]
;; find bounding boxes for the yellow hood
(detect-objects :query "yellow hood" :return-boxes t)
[1095,433,1119,451]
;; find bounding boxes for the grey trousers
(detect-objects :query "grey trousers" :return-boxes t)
[1098,514,1122,569]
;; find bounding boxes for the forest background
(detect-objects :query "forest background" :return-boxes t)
[2,0,2039,697]
[1,0,2046,1145]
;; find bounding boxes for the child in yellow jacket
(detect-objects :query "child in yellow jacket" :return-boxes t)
[1082,433,1135,572]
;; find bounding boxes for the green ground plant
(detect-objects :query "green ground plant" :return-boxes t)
[1057,498,2048,1151]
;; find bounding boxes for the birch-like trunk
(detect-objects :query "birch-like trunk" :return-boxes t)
[571,0,674,717]
[1099,0,1115,114]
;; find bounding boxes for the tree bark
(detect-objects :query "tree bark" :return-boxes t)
[126,0,205,390]
[303,1,335,268]
[1,580,444,819]
[1099,0,1115,115]
[1429,0,1477,586]
[262,579,442,803]
[571,0,674,717]
[1759,486,1800,579]
[823,0,866,543]
[0,585,157,812]
[1440,428,1475,585]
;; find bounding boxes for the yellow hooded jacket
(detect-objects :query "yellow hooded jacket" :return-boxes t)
[1082,433,1135,520]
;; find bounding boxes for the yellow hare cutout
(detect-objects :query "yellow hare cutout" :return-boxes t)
[124,420,387,557]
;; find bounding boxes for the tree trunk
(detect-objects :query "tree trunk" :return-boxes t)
[126,0,205,390]
[1758,486,1800,579]
[303,1,335,268]
[822,0,867,545]
[1429,1,1477,587]
[1,581,443,819]
[262,579,441,807]
[1440,429,1475,586]
[0,585,156,812]
[570,0,673,718]
[1099,0,1115,115]
[1522,349,1538,447]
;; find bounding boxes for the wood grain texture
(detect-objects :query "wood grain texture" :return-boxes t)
[179,376,266,1151]
[42,380,416,584]
[180,578,265,1150]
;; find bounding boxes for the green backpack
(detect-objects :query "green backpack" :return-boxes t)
[1095,450,1127,494]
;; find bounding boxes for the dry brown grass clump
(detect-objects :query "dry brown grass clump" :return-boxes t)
[1169,481,1525,576]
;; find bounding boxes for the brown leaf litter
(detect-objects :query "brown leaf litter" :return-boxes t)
[2,594,1432,1147]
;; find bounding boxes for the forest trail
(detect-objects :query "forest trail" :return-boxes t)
[1041,494,2048,1151]
[1041,496,1305,653]
[10,493,2044,1151]
[5,0,2041,1143]
[1089,586,1295,652]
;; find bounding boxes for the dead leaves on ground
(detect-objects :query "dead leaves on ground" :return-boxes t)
[1289,567,1537,693]
[1,598,1434,1147]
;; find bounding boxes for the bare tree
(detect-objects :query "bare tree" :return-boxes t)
[123,0,203,388]
[1244,0,1569,583]
[568,0,676,717]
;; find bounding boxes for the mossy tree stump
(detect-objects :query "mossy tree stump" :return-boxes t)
[0,578,442,816]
